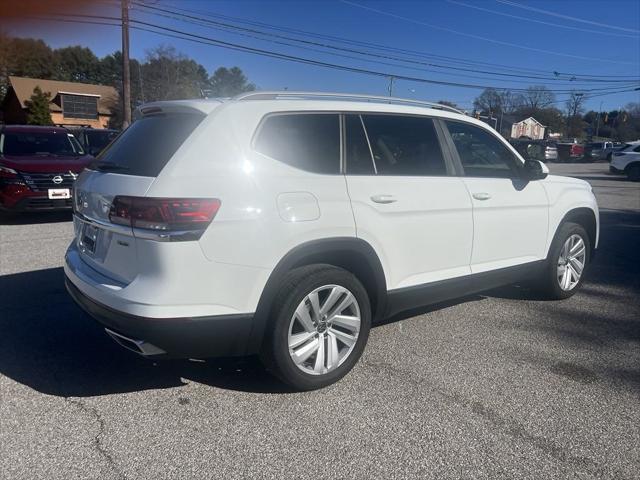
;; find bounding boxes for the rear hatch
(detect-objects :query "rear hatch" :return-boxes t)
[73,108,208,284]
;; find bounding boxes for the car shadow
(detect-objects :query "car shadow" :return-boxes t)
[0,267,295,397]
[0,211,73,225]
[0,266,484,398]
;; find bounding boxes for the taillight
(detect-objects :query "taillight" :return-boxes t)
[109,196,221,240]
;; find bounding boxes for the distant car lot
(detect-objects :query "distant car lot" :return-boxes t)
[1,161,638,479]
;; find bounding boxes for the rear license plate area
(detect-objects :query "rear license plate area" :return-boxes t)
[79,223,100,255]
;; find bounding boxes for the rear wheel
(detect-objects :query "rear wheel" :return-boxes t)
[261,265,371,391]
[536,222,590,300]
[627,163,640,182]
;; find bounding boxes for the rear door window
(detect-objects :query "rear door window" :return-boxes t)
[95,112,205,177]
[254,113,340,174]
[359,114,447,176]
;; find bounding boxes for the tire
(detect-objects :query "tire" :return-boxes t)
[626,163,640,182]
[261,264,371,391]
[536,222,590,300]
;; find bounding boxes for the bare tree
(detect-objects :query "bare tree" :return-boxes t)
[473,88,504,114]
[565,91,585,118]
[437,100,458,109]
[521,85,556,109]
[565,91,586,138]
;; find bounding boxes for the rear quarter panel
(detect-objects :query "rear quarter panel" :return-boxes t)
[145,102,357,271]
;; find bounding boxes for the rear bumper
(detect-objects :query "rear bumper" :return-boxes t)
[65,275,255,359]
[609,166,624,174]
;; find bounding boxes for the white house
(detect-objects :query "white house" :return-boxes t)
[511,117,546,140]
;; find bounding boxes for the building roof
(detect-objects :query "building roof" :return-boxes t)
[8,76,118,115]
[513,116,546,127]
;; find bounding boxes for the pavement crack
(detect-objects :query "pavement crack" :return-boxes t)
[65,398,125,479]
[362,359,630,479]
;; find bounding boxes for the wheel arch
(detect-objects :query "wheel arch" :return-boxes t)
[624,160,640,173]
[245,237,387,354]
[555,207,598,258]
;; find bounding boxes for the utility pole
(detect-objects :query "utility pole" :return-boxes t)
[595,100,603,138]
[121,0,131,128]
[387,76,395,97]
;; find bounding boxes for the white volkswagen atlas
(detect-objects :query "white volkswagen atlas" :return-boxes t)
[65,92,599,390]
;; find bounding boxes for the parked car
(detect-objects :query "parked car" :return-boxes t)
[584,141,614,162]
[510,139,557,162]
[0,125,93,212]
[64,92,599,390]
[556,141,585,162]
[609,140,640,181]
[70,128,119,157]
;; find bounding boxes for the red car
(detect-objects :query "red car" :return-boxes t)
[0,125,93,212]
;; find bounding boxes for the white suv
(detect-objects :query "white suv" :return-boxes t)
[65,92,599,390]
[610,140,640,181]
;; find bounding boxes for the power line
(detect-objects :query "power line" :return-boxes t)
[21,14,640,102]
[495,0,640,35]
[340,0,639,66]
[447,0,639,39]
[125,17,638,94]
[131,2,639,86]
[141,0,639,79]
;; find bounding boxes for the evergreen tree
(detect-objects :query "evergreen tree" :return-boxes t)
[24,87,53,125]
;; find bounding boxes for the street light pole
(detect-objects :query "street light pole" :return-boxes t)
[121,0,131,128]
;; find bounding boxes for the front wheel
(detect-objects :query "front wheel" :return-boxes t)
[261,265,371,391]
[536,222,590,300]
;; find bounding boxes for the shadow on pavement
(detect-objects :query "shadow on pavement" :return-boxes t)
[488,209,640,391]
[0,211,73,225]
[0,267,293,397]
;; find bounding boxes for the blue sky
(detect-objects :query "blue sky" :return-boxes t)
[7,0,640,111]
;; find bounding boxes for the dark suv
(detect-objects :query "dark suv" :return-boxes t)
[0,125,93,212]
[70,127,119,157]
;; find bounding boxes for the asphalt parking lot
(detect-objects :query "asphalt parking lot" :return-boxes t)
[1,162,638,479]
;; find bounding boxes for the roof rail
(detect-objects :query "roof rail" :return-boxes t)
[233,91,465,115]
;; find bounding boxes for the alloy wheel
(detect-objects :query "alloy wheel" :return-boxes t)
[287,284,361,375]
[557,234,586,291]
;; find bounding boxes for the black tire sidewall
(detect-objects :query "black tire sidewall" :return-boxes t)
[543,222,590,299]
[627,164,640,181]
[263,265,371,391]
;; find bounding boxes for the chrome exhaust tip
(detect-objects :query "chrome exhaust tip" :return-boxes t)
[104,328,166,356]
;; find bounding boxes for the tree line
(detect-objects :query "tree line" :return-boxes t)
[0,34,255,128]
[463,85,639,142]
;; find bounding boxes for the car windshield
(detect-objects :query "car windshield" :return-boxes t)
[0,131,85,157]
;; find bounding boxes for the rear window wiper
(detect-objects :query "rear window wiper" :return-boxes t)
[90,161,130,172]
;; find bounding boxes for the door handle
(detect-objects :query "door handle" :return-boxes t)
[472,192,492,201]
[370,194,397,204]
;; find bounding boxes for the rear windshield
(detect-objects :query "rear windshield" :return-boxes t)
[95,112,205,176]
[0,131,85,157]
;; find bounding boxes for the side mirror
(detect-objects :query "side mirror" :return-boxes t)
[522,159,548,181]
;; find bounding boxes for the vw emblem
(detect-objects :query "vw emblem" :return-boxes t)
[52,175,63,185]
